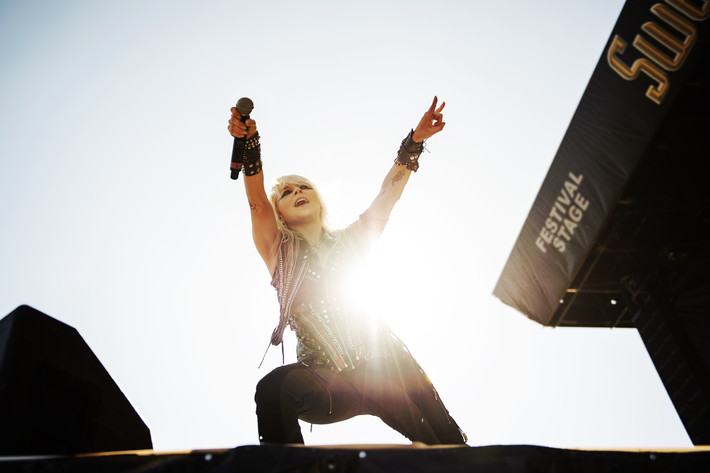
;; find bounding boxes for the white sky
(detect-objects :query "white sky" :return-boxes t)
[0,0,692,451]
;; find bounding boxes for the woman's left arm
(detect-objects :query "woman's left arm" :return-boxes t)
[367,97,446,220]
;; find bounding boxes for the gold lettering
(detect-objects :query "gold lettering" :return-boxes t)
[666,0,710,21]
[607,35,670,104]
[634,4,696,71]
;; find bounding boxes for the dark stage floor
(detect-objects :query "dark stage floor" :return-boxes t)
[2,443,710,473]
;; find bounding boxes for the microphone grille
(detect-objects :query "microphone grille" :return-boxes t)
[236,97,254,116]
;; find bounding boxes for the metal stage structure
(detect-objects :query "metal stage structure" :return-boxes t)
[495,0,710,447]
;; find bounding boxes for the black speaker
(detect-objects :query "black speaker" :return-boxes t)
[0,305,152,455]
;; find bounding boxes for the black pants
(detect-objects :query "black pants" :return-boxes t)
[254,355,465,445]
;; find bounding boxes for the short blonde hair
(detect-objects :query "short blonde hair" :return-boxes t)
[269,175,330,242]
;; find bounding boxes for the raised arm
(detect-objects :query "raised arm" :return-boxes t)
[367,97,447,221]
[228,107,280,273]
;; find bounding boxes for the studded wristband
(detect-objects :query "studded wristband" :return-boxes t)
[243,132,262,176]
[394,129,424,172]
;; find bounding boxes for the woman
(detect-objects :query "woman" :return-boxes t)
[228,97,466,445]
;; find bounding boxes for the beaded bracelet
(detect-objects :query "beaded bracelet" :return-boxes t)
[243,132,262,176]
[394,129,424,172]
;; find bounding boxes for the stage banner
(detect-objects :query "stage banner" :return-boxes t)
[494,0,710,325]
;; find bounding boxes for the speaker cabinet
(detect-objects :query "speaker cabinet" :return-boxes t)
[0,305,152,455]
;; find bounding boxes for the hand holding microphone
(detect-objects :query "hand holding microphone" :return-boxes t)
[228,97,257,179]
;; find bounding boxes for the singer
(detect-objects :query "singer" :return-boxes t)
[227,97,466,445]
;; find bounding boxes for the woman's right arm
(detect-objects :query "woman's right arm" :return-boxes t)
[228,107,280,273]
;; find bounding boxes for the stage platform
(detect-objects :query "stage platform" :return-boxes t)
[2,444,710,472]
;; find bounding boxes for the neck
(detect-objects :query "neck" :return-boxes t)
[292,220,323,247]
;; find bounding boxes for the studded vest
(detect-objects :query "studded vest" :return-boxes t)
[270,211,388,371]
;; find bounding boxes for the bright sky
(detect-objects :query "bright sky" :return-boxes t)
[0,0,692,451]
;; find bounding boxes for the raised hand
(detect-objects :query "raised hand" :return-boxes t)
[412,96,446,143]
[228,107,257,139]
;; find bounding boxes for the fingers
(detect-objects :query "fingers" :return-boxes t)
[412,96,448,142]
[435,101,446,114]
[245,118,257,139]
[431,99,445,129]
[428,96,438,113]
[228,119,246,138]
[425,96,445,125]
[228,108,247,138]
[228,107,258,138]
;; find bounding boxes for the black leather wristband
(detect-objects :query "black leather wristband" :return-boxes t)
[394,129,424,172]
[243,132,262,176]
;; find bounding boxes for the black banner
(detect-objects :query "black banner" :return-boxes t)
[494,0,710,325]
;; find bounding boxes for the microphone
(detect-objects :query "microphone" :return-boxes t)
[230,97,254,180]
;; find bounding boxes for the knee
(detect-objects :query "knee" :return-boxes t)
[255,365,296,409]
[255,372,278,409]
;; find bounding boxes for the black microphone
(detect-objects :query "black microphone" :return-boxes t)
[230,97,254,180]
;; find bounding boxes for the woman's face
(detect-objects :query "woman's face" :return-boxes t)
[276,183,322,227]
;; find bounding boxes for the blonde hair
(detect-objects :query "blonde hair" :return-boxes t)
[269,175,330,242]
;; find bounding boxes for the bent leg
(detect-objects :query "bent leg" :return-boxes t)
[255,363,326,443]
[354,357,466,445]
[254,363,365,444]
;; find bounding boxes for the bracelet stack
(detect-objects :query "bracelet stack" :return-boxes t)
[394,129,424,172]
[243,132,262,176]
